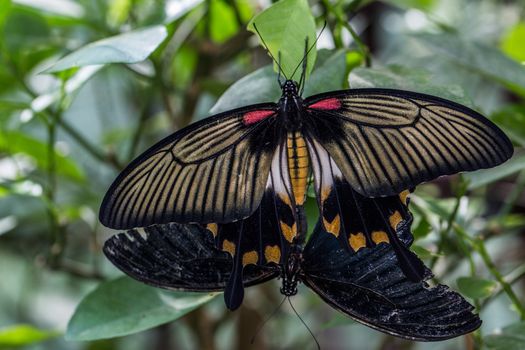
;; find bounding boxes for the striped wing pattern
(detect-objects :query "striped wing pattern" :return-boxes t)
[305,89,514,197]
[99,104,278,229]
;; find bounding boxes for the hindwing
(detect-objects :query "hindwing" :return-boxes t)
[302,222,481,340]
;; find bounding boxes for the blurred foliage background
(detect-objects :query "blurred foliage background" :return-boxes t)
[0,0,525,349]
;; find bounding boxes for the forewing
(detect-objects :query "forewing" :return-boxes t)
[103,223,277,292]
[305,89,513,197]
[306,137,424,281]
[302,224,481,340]
[100,103,279,229]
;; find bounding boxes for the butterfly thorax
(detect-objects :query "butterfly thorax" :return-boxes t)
[280,244,303,297]
[279,80,304,130]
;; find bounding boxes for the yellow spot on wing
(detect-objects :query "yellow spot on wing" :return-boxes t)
[222,239,236,256]
[321,186,331,202]
[280,221,297,242]
[206,223,218,237]
[389,211,403,230]
[399,190,410,205]
[349,232,366,251]
[242,251,258,266]
[279,193,292,207]
[323,214,340,237]
[264,245,281,264]
[372,231,389,244]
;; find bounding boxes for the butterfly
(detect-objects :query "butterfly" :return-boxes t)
[99,73,512,283]
[103,185,482,340]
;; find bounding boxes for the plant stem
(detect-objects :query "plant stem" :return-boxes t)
[430,189,464,269]
[476,238,525,320]
[321,0,371,66]
[499,170,525,217]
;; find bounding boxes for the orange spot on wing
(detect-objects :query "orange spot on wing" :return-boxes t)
[349,232,366,251]
[399,190,410,205]
[372,231,389,244]
[222,239,236,256]
[242,251,259,266]
[389,211,403,230]
[264,245,281,264]
[323,214,340,237]
[206,223,218,237]
[280,221,297,242]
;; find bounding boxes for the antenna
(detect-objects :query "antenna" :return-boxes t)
[290,21,328,92]
[288,298,320,350]
[252,23,288,83]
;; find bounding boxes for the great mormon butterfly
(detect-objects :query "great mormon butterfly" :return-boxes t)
[100,40,510,341]
[99,75,512,282]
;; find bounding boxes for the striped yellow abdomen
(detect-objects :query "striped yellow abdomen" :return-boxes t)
[287,132,309,206]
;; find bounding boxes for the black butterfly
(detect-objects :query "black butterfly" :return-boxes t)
[103,186,481,340]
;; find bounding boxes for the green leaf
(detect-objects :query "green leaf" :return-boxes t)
[456,276,497,299]
[66,277,217,341]
[412,215,432,239]
[501,23,525,63]
[209,0,239,43]
[411,245,438,259]
[247,0,316,80]
[491,105,525,146]
[350,65,474,107]
[485,322,525,350]
[303,49,347,97]
[46,25,168,73]
[0,130,85,182]
[464,149,525,189]
[210,65,279,114]
[0,324,59,347]
[411,33,525,95]
[387,0,436,10]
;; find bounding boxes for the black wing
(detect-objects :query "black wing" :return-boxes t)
[302,222,481,341]
[103,223,277,292]
[100,103,279,229]
[306,137,425,281]
[305,89,513,197]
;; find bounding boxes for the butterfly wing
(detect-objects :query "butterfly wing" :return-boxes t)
[100,103,279,229]
[306,137,425,281]
[305,89,513,197]
[103,223,278,292]
[301,222,481,340]
[104,141,297,310]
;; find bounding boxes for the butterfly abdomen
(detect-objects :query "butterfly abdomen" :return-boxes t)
[287,132,309,206]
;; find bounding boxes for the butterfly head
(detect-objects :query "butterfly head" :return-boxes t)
[282,80,299,97]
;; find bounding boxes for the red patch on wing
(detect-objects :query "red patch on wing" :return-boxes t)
[308,98,342,110]
[243,110,275,125]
